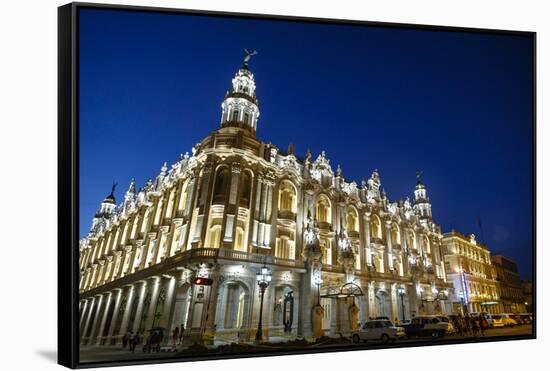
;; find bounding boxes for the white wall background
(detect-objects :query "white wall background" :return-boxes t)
[0,0,546,369]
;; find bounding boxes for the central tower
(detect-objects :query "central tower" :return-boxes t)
[220,50,260,135]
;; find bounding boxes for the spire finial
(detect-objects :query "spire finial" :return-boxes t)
[416,170,423,183]
[111,182,117,195]
[243,49,258,67]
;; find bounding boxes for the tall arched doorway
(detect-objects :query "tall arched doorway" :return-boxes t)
[170,283,192,332]
[214,281,251,343]
[375,290,391,318]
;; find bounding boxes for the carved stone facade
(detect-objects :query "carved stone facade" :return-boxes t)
[78,61,453,347]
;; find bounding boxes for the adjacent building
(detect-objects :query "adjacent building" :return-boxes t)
[78,56,454,348]
[491,255,526,313]
[441,232,501,314]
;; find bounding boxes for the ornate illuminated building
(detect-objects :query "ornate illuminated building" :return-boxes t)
[441,232,501,314]
[78,55,454,348]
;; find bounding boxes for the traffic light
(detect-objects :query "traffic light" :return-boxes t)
[193,276,213,286]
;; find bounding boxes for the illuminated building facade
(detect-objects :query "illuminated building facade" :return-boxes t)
[491,255,526,313]
[78,58,454,347]
[441,231,501,314]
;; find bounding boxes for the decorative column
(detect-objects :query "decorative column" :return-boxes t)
[262,177,274,248]
[300,211,324,339]
[192,163,214,248]
[88,294,105,345]
[385,220,394,271]
[251,174,263,247]
[131,281,148,334]
[202,269,222,345]
[222,163,241,248]
[95,292,113,345]
[115,285,135,344]
[79,299,90,336]
[81,297,96,344]
[158,275,176,330]
[105,289,123,344]
[143,277,162,331]
[364,213,372,267]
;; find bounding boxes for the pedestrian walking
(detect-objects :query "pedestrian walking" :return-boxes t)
[122,331,130,349]
[480,316,489,336]
[471,317,479,337]
[172,326,180,351]
[130,333,139,352]
[179,323,185,345]
[464,315,472,335]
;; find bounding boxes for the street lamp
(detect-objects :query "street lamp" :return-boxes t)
[397,287,406,324]
[255,264,272,342]
[313,271,323,305]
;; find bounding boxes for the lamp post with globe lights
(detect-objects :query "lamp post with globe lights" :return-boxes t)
[397,287,406,324]
[255,263,272,342]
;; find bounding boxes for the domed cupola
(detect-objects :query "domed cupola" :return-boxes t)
[413,171,432,220]
[220,49,260,134]
[91,183,117,231]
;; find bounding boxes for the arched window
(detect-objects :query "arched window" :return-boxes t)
[232,109,239,121]
[407,230,417,250]
[370,215,381,239]
[239,171,252,208]
[213,167,230,205]
[243,112,250,125]
[346,207,359,232]
[205,225,221,248]
[391,223,401,246]
[275,236,294,259]
[278,180,297,213]
[320,237,332,265]
[316,195,331,224]
[235,226,245,252]
[423,236,431,254]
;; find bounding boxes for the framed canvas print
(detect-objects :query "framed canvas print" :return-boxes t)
[58,2,536,368]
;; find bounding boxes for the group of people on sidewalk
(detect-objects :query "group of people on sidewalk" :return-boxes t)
[453,314,490,337]
[121,331,141,352]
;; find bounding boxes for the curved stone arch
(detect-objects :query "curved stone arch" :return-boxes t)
[422,234,431,253]
[315,193,332,224]
[346,205,359,232]
[370,213,382,239]
[374,289,392,318]
[407,229,417,250]
[276,178,299,213]
[211,164,231,206]
[390,222,401,246]
[238,168,254,208]
[270,282,300,331]
[214,279,252,331]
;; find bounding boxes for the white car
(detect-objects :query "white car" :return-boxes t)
[500,313,518,327]
[489,315,505,328]
[352,320,405,343]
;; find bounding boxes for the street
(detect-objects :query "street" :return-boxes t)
[79,325,533,363]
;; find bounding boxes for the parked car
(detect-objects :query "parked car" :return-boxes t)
[499,313,518,327]
[398,319,411,326]
[488,314,505,328]
[519,313,533,324]
[435,316,456,333]
[509,314,526,325]
[352,320,405,343]
[402,316,449,338]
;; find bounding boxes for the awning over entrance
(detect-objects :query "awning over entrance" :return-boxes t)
[320,282,364,299]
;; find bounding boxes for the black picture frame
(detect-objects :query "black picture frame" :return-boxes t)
[58,2,536,369]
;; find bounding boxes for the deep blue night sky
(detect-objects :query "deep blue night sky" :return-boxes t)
[79,8,533,278]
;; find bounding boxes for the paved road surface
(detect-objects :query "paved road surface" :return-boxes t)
[79,325,533,364]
